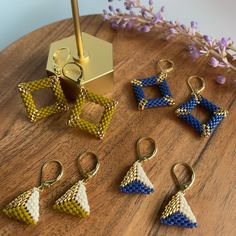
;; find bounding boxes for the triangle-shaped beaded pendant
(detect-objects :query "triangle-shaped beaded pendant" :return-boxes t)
[3,187,40,225]
[53,181,90,218]
[160,191,197,228]
[120,161,154,194]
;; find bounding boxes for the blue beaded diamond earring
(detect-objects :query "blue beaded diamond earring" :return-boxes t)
[120,137,157,194]
[131,59,175,110]
[176,76,228,137]
[160,163,197,229]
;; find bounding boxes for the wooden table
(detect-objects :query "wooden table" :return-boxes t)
[0,15,235,236]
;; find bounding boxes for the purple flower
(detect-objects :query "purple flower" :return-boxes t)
[153,6,165,23]
[189,21,198,35]
[216,75,226,84]
[126,21,134,29]
[188,44,201,60]
[142,25,151,32]
[137,25,151,32]
[203,35,213,46]
[149,0,154,6]
[124,0,135,10]
[110,21,119,30]
[209,57,220,67]
[169,28,177,34]
[108,5,114,12]
[191,21,198,29]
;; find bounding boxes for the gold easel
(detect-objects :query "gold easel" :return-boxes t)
[46,0,114,99]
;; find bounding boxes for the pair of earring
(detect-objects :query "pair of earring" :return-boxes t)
[18,48,118,139]
[2,152,100,225]
[119,137,197,228]
[131,59,228,137]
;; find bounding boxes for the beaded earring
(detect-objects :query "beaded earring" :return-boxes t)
[120,137,157,194]
[53,152,100,218]
[3,160,63,225]
[160,163,197,228]
[18,48,70,122]
[131,59,175,110]
[176,76,228,137]
[64,62,118,139]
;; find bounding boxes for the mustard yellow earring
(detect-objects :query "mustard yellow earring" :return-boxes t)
[53,152,100,218]
[3,160,63,225]
[18,48,70,122]
[63,62,118,139]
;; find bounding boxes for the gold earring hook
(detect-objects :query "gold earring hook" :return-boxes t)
[52,47,71,76]
[187,76,205,94]
[77,152,100,183]
[171,162,195,194]
[157,59,174,74]
[62,61,83,84]
[136,137,157,163]
[39,160,63,191]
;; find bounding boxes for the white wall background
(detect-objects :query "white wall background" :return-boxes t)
[0,0,235,50]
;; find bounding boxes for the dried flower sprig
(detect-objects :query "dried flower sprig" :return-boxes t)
[103,0,236,86]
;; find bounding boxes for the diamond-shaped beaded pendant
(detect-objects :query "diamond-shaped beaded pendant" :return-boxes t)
[18,76,69,122]
[131,73,175,110]
[176,93,228,137]
[120,161,154,194]
[53,181,90,218]
[3,187,40,225]
[160,191,197,228]
[67,87,118,139]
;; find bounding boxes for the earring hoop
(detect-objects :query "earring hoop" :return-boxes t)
[39,160,64,191]
[136,137,158,163]
[187,76,205,94]
[157,59,174,74]
[171,162,195,194]
[77,152,100,183]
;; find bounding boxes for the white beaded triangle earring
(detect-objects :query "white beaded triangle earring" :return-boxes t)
[3,160,63,225]
[53,152,100,218]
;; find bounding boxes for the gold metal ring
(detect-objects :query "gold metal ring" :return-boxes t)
[52,47,71,66]
[136,137,157,162]
[77,152,100,183]
[39,160,64,190]
[187,76,205,94]
[62,61,83,84]
[171,162,195,193]
[158,59,174,74]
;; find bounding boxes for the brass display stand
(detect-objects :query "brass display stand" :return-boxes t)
[46,0,113,99]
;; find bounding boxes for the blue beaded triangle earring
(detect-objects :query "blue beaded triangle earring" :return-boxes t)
[176,76,228,137]
[120,137,157,194]
[131,59,175,110]
[160,163,197,229]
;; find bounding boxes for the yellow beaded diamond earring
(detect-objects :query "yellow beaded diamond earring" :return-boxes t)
[3,160,63,225]
[18,48,70,123]
[53,152,100,218]
[160,163,197,228]
[63,62,118,139]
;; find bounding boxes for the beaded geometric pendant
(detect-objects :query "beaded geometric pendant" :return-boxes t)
[176,93,228,137]
[53,181,90,218]
[67,87,118,139]
[131,74,175,110]
[18,76,69,123]
[160,191,197,228]
[3,187,40,225]
[120,161,154,194]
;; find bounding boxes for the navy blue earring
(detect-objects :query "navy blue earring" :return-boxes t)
[120,137,157,194]
[176,76,228,137]
[131,59,175,110]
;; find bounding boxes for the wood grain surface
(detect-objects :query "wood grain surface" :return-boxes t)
[0,15,235,236]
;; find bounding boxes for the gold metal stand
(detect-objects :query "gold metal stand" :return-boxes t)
[46,0,114,99]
